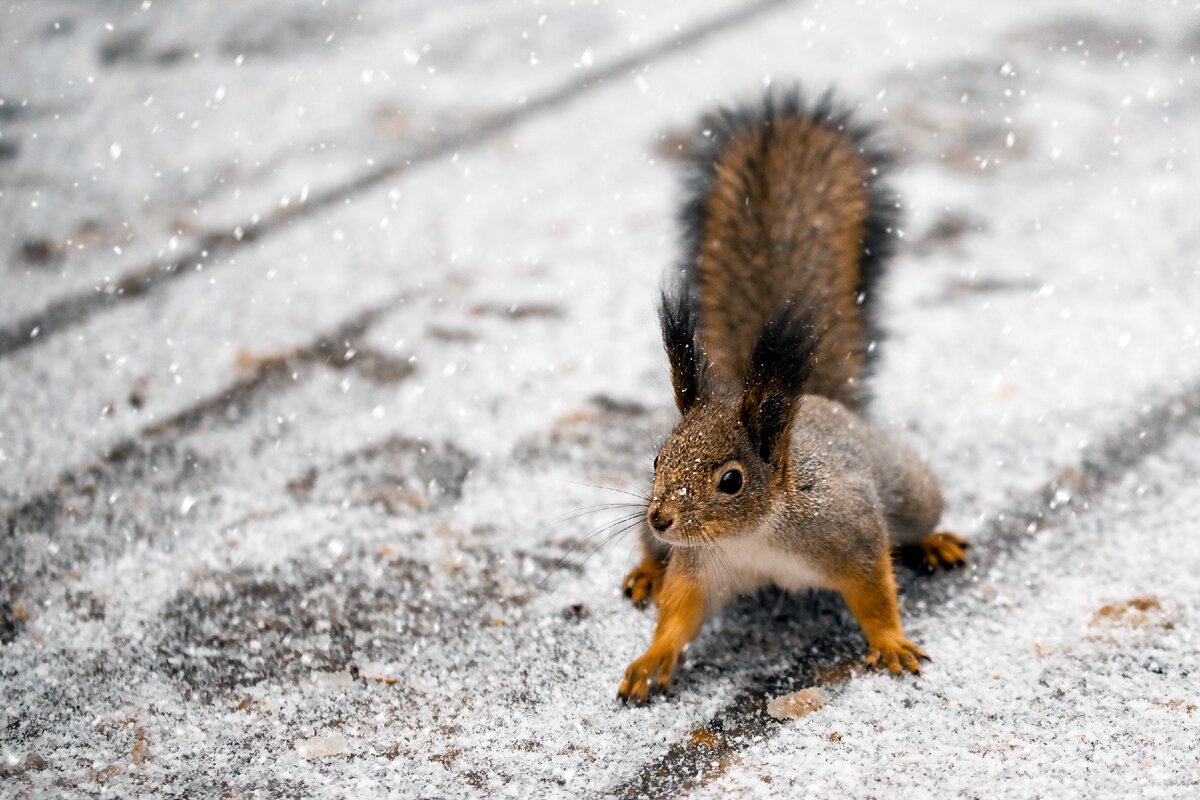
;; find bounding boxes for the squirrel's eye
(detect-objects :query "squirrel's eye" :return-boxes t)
[653,454,660,471]
[717,469,743,495]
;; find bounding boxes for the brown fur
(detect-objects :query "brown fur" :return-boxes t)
[619,393,950,702]
[618,557,706,703]
[695,118,875,408]
[617,89,960,704]
[831,557,927,675]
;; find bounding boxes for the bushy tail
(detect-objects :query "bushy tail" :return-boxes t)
[673,84,898,410]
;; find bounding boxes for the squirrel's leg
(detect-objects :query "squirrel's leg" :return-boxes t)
[832,551,928,675]
[622,529,669,608]
[618,557,705,703]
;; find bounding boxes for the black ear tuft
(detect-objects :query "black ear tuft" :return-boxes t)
[741,306,820,464]
[659,289,707,413]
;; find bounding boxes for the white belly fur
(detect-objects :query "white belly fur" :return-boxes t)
[705,534,826,599]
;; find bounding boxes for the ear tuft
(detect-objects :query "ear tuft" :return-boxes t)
[741,306,820,463]
[659,289,707,413]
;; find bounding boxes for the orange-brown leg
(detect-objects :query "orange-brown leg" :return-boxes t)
[618,559,705,703]
[623,547,667,608]
[833,553,927,675]
[897,531,969,573]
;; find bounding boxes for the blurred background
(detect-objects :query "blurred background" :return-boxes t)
[2,1,1198,796]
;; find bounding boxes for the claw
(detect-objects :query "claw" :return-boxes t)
[899,531,970,573]
[617,647,678,704]
[866,637,928,676]
[622,560,665,608]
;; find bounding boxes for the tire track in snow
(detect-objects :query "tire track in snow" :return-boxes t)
[0,298,402,617]
[610,377,1200,799]
[0,0,791,360]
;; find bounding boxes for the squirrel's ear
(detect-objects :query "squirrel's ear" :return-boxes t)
[659,290,706,413]
[740,307,818,464]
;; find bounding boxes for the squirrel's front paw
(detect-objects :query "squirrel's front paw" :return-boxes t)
[622,559,665,609]
[865,636,928,675]
[617,647,678,704]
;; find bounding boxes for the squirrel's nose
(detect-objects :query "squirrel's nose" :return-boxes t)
[648,506,674,532]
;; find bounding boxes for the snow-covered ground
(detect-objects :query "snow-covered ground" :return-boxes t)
[2,1,1198,796]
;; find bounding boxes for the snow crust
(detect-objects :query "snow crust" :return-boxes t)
[2,0,1198,797]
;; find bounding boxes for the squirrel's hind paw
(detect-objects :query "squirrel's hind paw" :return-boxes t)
[622,558,665,608]
[898,531,969,573]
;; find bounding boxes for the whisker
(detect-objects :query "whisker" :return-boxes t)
[571,511,646,551]
[534,511,646,591]
[553,478,650,502]
[701,537,736,596]
[570,518,646,575]
[552,502,646,525]
[536,525,642,593]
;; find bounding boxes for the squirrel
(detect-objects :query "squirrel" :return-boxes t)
[617,87,968,704]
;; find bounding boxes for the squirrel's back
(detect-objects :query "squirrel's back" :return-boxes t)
[787,395,944,546]
[677,87,897,410]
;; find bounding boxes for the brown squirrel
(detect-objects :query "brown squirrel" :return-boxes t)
[618,87,967,704]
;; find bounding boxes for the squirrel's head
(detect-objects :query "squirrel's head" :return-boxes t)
[647,291,816,547]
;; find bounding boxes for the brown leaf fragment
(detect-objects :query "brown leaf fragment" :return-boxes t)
[1091,596,1173,630]
[130,727,150,766]
[1152,698,1197,713]
[766,687,827,720]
